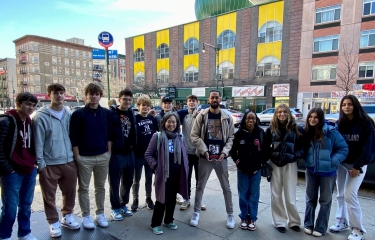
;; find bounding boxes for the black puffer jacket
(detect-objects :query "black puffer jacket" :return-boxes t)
[266,123,306,167]
[0,114,18,176]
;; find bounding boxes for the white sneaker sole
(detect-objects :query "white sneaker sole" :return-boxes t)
[61,223,80,230]
[49,231,62,238]
[83,224,95,230]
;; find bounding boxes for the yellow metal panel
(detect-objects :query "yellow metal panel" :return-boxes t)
[133,36,144,51]
[156,58,170,72]
[257,42,282,63]
[183,55,199,70]
[217,12,237,36]
[184,22,200,42]
[133,62,144,75]
[258,1,284,28]
[219,48,236,65]
[156,29,170,47]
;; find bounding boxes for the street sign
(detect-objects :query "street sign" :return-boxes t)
[93,59,105,65]
[98,31,114,48]
[92,49,118,59]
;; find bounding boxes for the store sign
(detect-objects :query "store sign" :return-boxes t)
[158,87,176,98]
[133,92,159,98]
[192,88,205,97]
[331,91,375,98]
[232,86,265,97]
[34,94,77,101]
[272,84,290,97]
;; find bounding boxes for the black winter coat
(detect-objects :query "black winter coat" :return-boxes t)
[266,124,306,167]
[0,114,17,176]
[230,127,268,176]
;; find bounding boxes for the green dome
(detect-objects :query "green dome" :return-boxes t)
[195,0,254,20]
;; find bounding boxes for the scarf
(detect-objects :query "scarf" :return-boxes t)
[161,130,181,181]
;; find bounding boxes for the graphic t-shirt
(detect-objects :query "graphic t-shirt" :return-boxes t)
[135,115,157,156]
[168,138,180,171]
[116,108,135,152]
[204,111,224,160]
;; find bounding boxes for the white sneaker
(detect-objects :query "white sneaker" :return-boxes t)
[61,214,80,230]
[95,214,109,228]
[180,200,190,210]
[226,214,235,229]
[17,234,37,240]
[348,228,365,240]
[82,215,95,230]
[176,193,184,205]
[312,231,323,237]
[329,218,349,233]
[201,203,206,210]
[49,221,62,237]
[190,212,200,227]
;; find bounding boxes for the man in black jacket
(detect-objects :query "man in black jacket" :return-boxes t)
[70,83,113,230]
[0,92,38,240]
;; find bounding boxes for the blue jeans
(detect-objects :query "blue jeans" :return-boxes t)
[0,168,37,239]
[237,170,261,221]
[304,170,336,234]
[108,152,135,209]
[132,156,153,199]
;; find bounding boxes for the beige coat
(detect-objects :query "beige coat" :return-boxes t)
[190,108,234,157]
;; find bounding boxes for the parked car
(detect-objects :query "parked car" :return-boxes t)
[152,106,162,115]
[298,104,375,185]
[71,105,84,112]
[197,104,242,127]
[199,104,227,109]
[257,107,303,125]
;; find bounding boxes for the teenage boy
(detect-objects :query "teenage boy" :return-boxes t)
[177,95,206,211]
[108,89,137,221]
[33,83,79,238]
[70,83,113,229]
[131,95,157,210]
[0,92,38,240]
[189,90,235,229]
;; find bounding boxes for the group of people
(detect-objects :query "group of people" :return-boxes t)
[0,84,373,240]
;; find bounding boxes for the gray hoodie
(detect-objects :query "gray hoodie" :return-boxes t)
[32,106,74,170]
[182,110,198,155]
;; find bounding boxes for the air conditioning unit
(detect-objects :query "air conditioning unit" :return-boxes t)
[181,77,188,82]
[255,71,263,77]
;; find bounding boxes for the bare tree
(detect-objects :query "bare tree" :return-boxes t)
[336,42,358,95]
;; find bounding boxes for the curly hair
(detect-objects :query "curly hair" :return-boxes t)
[137,95,152,106]
[118,88,133,98]
[84,83,103,96]
[47,83,65,94]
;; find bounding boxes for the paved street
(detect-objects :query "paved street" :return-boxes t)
[1,159,374,239]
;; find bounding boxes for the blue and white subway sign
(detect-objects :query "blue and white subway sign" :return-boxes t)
[92,49,118,59]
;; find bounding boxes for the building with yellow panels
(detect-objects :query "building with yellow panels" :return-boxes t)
[125,0,303,112]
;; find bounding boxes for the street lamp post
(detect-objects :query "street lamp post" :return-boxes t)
[202,43,220,90]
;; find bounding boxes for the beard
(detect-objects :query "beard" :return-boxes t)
[210,102,219,109]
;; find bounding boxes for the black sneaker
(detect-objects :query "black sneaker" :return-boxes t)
[131,199,139,211]
[146,198,155,210]
[276,227,286,233]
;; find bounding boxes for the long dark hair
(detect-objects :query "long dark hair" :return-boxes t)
[239,111,261,131]
[337,95,373,129]
[304,108,325,147]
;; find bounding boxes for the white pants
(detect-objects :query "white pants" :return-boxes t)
[335,164,367,233]
[269,161,301,228]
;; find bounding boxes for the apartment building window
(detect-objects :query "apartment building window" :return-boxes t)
[59,78,63,84]
[65,68,70,76]
[52,56,57,65]
[256,56,280,76]
[76,69,81,77]
[71,68,75,75]
[184,38,199,55]
[183,66,199,82]
[65,58,69,66]
[83,61,86,69]
[76,60,80,68]
[316,5,341,24]
[219,61,234,79]
[58,57,62,65]
[88,53,91,59]
[35,75,40,85]
[58,67,63,74]
[258,21,282,43]
[34,43,38,51]
[217,30,236,49]
[76,50,79,58]
[52,66,57,75]
[84,70,87,77]
[34,66,40,73]
[157,44,169,59]
[313,35,339,52]
[53,77,58,83]
[89,62,92,69]
[70,59,74,66]
[360,30,375,47]
[29,75,34,85]
[363,0,375,16]
[35,86,41,94]
[134,48,145,62]
[157,69,169,83]
[83,52,86,58]
[33,55,39,63]
[52,46,56,54]
[70,49,74,56]
[358,62,374,78]
[311,64,337,81]
[65,78,71,86]
[65,48,68,56]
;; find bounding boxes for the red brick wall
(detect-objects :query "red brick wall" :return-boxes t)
[125,38,132,87]
[170,26,179,84]
[288,0,303,76]
[201,18,212,83]
[239,8,251,79]
[144,33,153,85]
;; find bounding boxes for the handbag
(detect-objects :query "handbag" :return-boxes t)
[261,160,273,182]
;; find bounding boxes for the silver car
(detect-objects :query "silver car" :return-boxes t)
[257,108,303,125]
[222,109,243,128]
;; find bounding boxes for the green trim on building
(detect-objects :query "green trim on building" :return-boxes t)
[195,0,253,20]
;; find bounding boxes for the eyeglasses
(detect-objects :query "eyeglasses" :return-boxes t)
[121,98,132,102]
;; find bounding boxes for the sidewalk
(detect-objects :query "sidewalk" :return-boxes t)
[2,160,375,240]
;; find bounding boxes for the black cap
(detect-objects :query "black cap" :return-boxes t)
[162,96,173,103]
